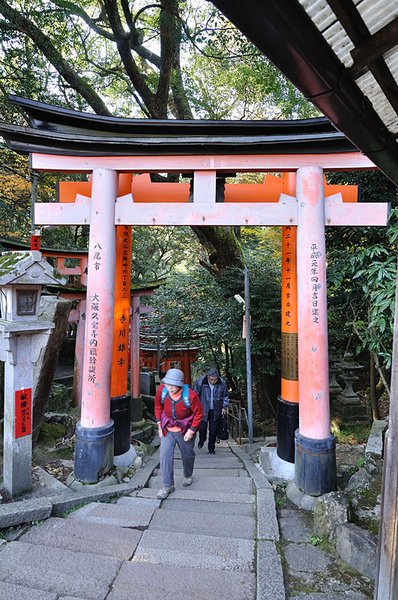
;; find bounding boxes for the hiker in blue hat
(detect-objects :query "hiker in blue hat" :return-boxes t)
[154,368,203,500]
[193,367,229,455]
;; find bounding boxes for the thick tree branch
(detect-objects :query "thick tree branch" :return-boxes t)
[155,0,178,115]
[0,0,111,115]
[103,0,161,117]
[50,0,115,40]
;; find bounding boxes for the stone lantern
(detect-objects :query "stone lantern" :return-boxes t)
[0,251,66,497]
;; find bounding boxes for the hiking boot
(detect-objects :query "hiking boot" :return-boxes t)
[183,477,192,486]
[209,450,215,455]
[156,485,175,500]
[198,442,204,449]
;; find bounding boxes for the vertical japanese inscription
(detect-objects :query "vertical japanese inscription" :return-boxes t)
[15,388,32,438]
[281,226,298,383]
[87,293,100,384]
[116,226,130,369]
[310,243,321,323]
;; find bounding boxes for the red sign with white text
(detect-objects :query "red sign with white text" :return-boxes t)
[15,388,32,438]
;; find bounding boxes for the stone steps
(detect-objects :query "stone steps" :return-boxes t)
[18,516,142,559]
[147,474,254,494]
[136,486,256,504]
[148,507,256,539]
[132,529,255,572]
[161,497,255,516]
[68,498,158,528]
[0,443,283,600]
[106,561,255,600]
[0,541,121,600]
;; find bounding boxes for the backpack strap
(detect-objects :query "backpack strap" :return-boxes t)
[182,384,191,408]
[161,384,191,409]
[161,386,168,405]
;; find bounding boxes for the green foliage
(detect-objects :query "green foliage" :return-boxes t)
[326,171,398,373]
[309,535,323,546]
[132,226,204,281]
[147,228,281,391]
[331,419,371,445]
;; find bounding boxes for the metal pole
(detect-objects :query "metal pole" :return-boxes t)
[244,265,254,444]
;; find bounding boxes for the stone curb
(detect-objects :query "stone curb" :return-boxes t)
[0,497,53,529]
[228,442,284,599]
[0,450,160,526]
[229,443,273,490]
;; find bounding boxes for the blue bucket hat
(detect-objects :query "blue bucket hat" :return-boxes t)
[162,368,184,387]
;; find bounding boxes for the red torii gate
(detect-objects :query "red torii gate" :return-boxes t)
[31,152,388,490]
[0,99,388,491]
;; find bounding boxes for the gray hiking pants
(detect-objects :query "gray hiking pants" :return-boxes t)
[160,430,196,487]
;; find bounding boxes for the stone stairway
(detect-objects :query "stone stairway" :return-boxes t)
[0,442,285,600]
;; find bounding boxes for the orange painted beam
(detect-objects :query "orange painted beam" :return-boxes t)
[58,174,358,204]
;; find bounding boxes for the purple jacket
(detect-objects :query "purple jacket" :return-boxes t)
[160,412,194,436]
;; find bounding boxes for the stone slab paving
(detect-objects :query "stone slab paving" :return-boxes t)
[108,561,255,600]
[148,474,253,493]
[175,457,243,469]
[149,507,255,539]
[0,497,53,528]
[0,541,121,599]
[284,542,332,573]
[257,487,280,541]
[0,582,58,600]
[168,467,249,477]
[133,529,255,572]
[0,442,287,600]
[291,594,369,600]
[279,509,312,543]
[257,540,286,600]
[115,496,161,509]
[136,486,256,504]
[19,517,142,559]
[161,497,255,516]
[69,500,156,528]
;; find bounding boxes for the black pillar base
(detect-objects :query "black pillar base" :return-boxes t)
[111,394,131,457]
[131,396,143,422]
[276,396,299,463]
[74,420,114,483]
[295,430,337,496]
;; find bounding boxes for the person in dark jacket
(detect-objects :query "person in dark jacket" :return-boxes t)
[193,367,229,455]
[154,368,203,500]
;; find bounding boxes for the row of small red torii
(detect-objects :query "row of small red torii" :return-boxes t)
[32,150,388,491]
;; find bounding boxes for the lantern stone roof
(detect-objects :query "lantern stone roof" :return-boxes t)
[0,251,66,286]
[0,96,357,157]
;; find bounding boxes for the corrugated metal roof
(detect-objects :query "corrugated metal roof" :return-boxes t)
[210,0,398,185]
[297,0,398,135]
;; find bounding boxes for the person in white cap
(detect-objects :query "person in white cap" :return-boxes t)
[154,368,203,500]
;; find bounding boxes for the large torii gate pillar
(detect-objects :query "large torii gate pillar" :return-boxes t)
[74,168,117,482]
[295,166,335,494]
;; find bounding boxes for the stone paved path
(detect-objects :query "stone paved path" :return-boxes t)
[0,441,285,600]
